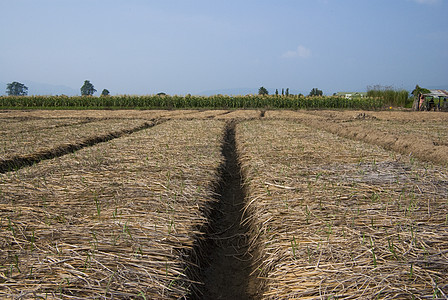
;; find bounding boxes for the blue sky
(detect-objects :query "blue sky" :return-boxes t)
[1,0,447,95]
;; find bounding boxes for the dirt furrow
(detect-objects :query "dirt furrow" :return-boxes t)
[192,121,260,299]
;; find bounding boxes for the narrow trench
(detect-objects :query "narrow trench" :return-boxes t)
[191,121,259,300]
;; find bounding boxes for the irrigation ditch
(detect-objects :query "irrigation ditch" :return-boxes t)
[0,119,162,173]
[188,121,261,299]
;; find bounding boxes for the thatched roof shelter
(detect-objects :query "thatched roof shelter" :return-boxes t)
[414,89,448,111]
[423,89,448,98]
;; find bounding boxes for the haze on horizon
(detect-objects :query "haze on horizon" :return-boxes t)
[1,0,447,96]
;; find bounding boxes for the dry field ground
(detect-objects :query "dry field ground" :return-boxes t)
[0,109,447,299]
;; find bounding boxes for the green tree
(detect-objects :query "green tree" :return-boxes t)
[411,85,430,98]
[410,84,431,110]
[286,88,289,96]
[6,81,28,96]
[101,89,110,96]
[275,89,279,95]
[80,80,97,96]
[309,88,323,96]
[258,86,269,95]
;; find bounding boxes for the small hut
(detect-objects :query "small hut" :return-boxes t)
[413,89,448,111]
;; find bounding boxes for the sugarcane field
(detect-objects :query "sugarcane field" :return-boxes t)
[0,109,447,299]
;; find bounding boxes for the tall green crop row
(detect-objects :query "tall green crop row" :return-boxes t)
[367,89,410,107]
[0,95,384,110]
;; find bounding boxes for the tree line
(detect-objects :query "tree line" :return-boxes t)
[80,80,110,96]
[258,86,322,97]
[4,80,109,96]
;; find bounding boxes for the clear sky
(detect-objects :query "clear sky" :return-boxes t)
[1,0,447,95]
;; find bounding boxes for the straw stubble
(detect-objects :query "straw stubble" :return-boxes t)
[0,119,225,298]
[237,119,448,299]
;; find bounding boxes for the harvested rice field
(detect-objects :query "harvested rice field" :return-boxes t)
[0,110,191,120]
[0,109,447,299]
[266,110,448,165]
[0,119,226,298]
[237,120,447,299]
[0,119,150,160]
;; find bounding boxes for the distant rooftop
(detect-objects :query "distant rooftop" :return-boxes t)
[424,89,448,98]
[335,92,367,99]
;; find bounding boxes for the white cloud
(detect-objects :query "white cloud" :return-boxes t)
[282,45,311,59]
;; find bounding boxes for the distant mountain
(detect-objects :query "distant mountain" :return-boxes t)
[425,84,448,91]
[197,87,257,96]
[0,81,78,96]
[23,81,79,96]
[0,82,6,95]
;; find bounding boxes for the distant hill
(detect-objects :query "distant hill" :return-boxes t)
[0,81,78,96]
[23,81,79,96]
[424,85,448,91]
[197,88,257,96]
